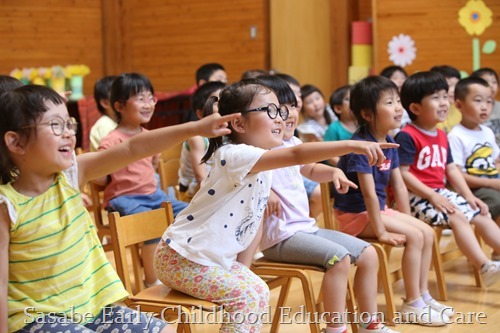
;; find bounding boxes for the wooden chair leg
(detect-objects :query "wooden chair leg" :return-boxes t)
[431,232,448,300]
[371,243,396,326]
[346,278,358,333]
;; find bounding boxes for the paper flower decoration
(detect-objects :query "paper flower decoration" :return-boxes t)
[387,34,416,67]
[458,0,493,36]
[65,64,90,78]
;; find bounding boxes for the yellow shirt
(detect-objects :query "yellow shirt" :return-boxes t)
[1,173,128,332]
[437,103,461,133]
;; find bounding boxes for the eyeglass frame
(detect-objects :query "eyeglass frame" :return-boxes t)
[21,116,79,136]
[244,103,289,121]
[133,95,158,106]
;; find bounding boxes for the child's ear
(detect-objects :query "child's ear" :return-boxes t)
[360,109,373,122]
[4,131,26,155]
[408,102,421,116]
[113,101,125,113]
[454,98,464,111]
[100,99,111,111]
[195,109,204,120]
[231,116,246,133]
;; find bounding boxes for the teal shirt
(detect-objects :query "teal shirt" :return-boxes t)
[324,121,354,142]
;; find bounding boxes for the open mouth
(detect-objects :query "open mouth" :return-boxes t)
[271,129,282,134]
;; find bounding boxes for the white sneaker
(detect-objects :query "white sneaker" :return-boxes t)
[358,321,400,333]
[481,261,500,287]
[400,302,449,326]
[424,298,454,317]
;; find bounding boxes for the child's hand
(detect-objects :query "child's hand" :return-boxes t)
[466,195,489,215]
[195,113,241,138]
[331,168,357,194]
[378,230,406,246]
[352,141,399,166]
[429,192,456,214]
[264,190,281,219]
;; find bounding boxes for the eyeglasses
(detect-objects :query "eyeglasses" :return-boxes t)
[22,116,78,136]
[245,103,289,120]
[134,95,158,106]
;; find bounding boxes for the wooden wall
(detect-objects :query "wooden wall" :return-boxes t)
[373,0,500,88]
[0,0,269,95]
[0,0,104,96]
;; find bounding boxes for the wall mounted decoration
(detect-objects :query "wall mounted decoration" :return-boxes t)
[387,33,416,67]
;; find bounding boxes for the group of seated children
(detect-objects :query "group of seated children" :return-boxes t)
[1,62,499,333]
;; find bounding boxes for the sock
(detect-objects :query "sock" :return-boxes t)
[360,314,381,329]
[325,325,347,333]
[407,296,427,308]
[421,290,433,303]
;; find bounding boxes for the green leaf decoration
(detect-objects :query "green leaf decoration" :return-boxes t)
[482,40,496,54]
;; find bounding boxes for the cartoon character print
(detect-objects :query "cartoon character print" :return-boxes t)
[235,191,268,246]
[465,142,497,176]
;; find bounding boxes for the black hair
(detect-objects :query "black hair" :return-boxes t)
[380,65,408,79]
[0,85,65,183]
[470,67,499,83]
[93,75,118,115]
[329,85,351,118]
[275,73,301,87]
[192,81,226,113]
[241,69,268,80]
[195,63,225,84]
[255,75,297,106]
[454,77,490,102]
[430,65,461,80]
[350,76,398,136]
[400,71,449,120]
[201,79,272,163]
[110,73,155,121]
[0,75,23,94]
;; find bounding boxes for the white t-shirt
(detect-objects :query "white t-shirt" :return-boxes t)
[260,136,318,251]
[163,143,271,271]
[448,123,499,177]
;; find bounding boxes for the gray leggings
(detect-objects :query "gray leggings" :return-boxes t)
[262,229,370,269]
[16,305,168,333]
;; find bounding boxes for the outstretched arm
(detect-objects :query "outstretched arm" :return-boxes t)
[251,140,398,174]
[0,204,10,333]
[77,113,239,187]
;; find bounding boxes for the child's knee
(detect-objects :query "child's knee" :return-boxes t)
[327,254,350,274]
[358,245,378,267]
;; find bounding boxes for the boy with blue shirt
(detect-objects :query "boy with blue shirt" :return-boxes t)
[395,71,500,287]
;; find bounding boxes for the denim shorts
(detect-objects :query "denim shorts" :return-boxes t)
[302,176,319,199]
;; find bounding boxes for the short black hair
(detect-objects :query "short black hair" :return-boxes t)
[329,85,351,117]
[430,65,461,80]
[275,73,301,87]
[256,75,297,106]
[192,81,226,111]
[93,75,117,115]
[454,77,490,102]
[400,71,448,120]
[195,63,225,84]
[380,65,408,79]
[0,75,23,95]
[470,67,499,82]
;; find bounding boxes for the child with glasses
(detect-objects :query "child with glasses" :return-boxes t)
[96,73,188,288]
[0,84,238,333]
[153,78,397,332]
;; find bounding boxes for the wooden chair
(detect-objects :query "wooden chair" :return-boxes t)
[158,157,182,200]
[89,182,113,252]
[251,181,358,333]
[109,202,219,333]
[161,142,183,161]
[320,182,448,325]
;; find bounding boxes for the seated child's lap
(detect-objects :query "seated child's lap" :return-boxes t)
[408,188,480,226]
[262,229,370,268]
[302,176,319,199]
[334,206,397,236]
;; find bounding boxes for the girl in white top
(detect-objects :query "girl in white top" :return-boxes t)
[154,79,397,333]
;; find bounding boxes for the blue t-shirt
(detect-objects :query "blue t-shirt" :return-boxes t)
[334,132,399,213]
[324,121,354,142]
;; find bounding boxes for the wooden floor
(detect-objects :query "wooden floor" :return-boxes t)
[101,210,499,333]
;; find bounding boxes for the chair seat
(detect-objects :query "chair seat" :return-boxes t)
[132,284,217,309]
[252,257,325,272]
